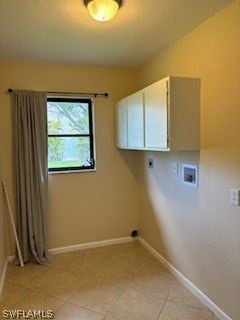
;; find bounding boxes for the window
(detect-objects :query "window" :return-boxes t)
[47,97,95,172]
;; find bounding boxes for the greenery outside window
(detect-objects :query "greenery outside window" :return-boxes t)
[47,97,95,172]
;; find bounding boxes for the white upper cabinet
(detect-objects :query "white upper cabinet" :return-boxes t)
[115,90,144,149]
[115,98,127,148]
[127,90,144,149]
[115,76,200,151]
[144,78,168,149]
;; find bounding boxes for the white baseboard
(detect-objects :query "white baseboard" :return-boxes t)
[0,258,8,301]
[139,237,232,320]
[49,236,137,255]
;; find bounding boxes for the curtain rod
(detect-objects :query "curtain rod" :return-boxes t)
[7,88,108,98]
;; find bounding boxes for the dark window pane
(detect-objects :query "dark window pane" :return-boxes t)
[47,97,95,172]
[47,102,90,135]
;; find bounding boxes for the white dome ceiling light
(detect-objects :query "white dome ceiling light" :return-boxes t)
[83,0,122,22]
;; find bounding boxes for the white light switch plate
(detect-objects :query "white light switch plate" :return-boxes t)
[173,163,178,175]
[230,189,240,206]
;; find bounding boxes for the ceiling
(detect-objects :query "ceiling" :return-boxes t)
[0,0,234,68]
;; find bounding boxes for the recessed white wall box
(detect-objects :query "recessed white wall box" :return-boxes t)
[182,164,198,188]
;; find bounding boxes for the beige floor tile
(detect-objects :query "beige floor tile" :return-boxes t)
[11,291,65,313]
[124,241,146,250]
[54,302,104,320]
[94,242,149,287]
[48,251,80,270]
[129,272,175,299]
[102,317,119,320]
[168,281,209,310]
[37,270,88,300]
[158,301,213,320]
[112,244,150,268]
[63,254,107,278]
[70,279,124,314]
[129,260,175,299]
[0,282,32,309]
[94,258,140,287]
[83,244,123,260]
[6,263,58,289]
[108,287,164,320]
[140,255,170,275]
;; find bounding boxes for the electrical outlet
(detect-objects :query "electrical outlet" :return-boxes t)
[148,158,154,169]
[230,189,240,206]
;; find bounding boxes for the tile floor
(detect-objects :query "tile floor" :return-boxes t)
[0,241,220,320]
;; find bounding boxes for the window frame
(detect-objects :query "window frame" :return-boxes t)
[47,96,96,173]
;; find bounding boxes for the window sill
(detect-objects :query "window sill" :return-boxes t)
[48,168,96,175]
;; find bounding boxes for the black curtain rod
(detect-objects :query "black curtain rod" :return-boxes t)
[7,88,108,98]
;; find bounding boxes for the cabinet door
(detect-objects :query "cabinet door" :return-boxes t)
[115,98,127,148]
[144,79,168,149]
[127,90,144,149]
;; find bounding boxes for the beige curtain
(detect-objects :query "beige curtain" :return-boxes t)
[12,90,52,264]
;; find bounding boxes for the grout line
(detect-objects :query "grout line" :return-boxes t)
[5,289,34,309]
[104,286,128,319]
[156,284,174,320]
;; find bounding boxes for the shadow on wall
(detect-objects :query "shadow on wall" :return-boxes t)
[117,149,140,183]
[137,150,204,278]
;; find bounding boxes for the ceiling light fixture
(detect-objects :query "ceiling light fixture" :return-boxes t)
[84,0,122,22]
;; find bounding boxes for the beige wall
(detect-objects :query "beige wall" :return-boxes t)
[0,60,140,250]
[137,1,240,319]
